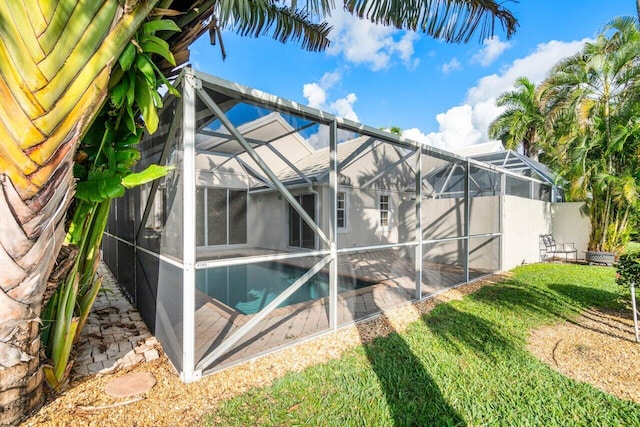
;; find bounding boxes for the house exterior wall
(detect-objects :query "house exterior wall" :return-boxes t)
[422,197,465,240]
[551,202,590,257]
[247,191,289,250]
[334,187,416,249]
[469,196,501,235]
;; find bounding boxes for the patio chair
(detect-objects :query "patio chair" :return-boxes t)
[540,234,577,262]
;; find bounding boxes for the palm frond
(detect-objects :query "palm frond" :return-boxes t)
[346,0,517,43]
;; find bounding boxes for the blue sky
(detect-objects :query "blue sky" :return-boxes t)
[190,1,636,151]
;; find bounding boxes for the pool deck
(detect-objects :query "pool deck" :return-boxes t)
[88,247,491,376]
[193,248,485,372]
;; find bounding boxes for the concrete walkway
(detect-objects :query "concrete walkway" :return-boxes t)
[72,264,161,377]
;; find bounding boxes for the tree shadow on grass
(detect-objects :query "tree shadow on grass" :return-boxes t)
[467,280,611,321]
[422,304,512,362]
[463,279,629,341]
[547,283,621,311]
[359,317,465,427]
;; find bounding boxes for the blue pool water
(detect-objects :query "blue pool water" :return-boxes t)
[196,262,372,315]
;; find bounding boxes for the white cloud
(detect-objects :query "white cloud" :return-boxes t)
[441,58,462,74]
[326,9,420,70]
[466,39,588,104]
[320,70,342,88]
[302,71,360,148]
[302,70,359,122]
[331,93,359,121]
[417,39,590,151]
[302,82,326,109]
[471,36,511,67]
[414,105,485,150]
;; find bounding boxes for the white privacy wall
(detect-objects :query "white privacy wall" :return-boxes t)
[501,196,552,270]
[501,197,590,270]
[551,202,590,258]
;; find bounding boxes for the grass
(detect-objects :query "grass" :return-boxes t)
[627,241,640,253]
[203,264,640,426]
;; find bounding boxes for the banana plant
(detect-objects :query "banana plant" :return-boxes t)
[40,20,179,391]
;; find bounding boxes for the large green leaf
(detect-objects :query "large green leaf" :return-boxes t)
[122,164,174,188]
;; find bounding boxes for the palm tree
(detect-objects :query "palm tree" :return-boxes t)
[488,77,547,160]
[0,0,518,423]
[540,16,640,254]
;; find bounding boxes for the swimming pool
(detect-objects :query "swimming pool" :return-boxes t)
[196,261,373,315]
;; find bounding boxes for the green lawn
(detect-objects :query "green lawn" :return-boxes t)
[627,241,640,253]
[203,264,640,426]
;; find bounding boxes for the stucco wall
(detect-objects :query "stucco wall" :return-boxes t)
[422,198,465,240]
[551,202,590,258]
[334,187,416,249]
[501,196,552,270]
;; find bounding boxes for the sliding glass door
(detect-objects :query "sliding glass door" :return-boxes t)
[288,194,316,249]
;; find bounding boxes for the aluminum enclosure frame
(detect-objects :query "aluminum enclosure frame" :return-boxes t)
[103,68,554,382]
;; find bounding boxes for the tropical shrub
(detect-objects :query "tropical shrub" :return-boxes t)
[616,252,640,289]
[541,17,640,254]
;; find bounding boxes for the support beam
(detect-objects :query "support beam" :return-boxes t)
[464,159,470,283]
[361,149,417,189]
[236,157,274,189]
[182,70,198,382]
[437,163,459,199]
[415,149,423,300]
[329,120,338,330]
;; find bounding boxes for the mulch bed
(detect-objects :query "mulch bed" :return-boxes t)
[528,307,640,404]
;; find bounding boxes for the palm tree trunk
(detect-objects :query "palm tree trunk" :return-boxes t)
[0,140,76,424]
[0,2,158,424]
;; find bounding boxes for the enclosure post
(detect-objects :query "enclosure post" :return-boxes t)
[464,159,470,282]
[181,69,198,382]
[499,172,505,272]
[415,149,422,300]
[632,283,639,343]
[329,121,338,329]
[530,180,534,200]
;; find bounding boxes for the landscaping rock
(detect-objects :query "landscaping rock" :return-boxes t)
[105,372,157,398]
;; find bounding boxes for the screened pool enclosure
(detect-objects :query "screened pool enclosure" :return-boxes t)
[102,69,556,381]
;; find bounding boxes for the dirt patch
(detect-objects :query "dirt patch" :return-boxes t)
[22,276,502,427]
[528,308,640,404]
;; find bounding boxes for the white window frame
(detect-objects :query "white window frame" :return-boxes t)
[196,186,248,247]
[378,192,390,231]
[337,190,347,232]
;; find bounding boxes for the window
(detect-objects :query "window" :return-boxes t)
[379,194,390,229]
[337,192,346,229]
[196,187,247,246]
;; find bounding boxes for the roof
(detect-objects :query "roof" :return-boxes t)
[274,136,376,183]
[449,140,505,157]
[196,111,314,156]
[468,150,555,184]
